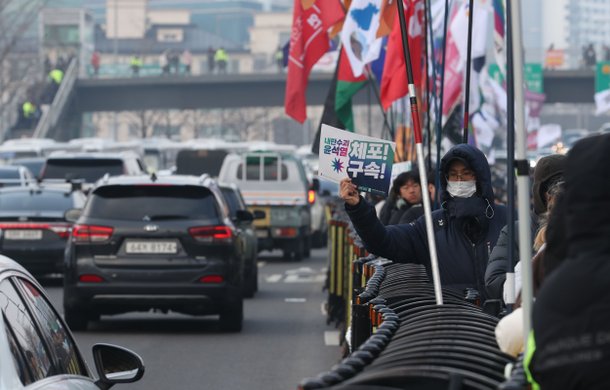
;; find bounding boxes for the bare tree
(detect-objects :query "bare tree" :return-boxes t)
[0,0,48,137]
[125,110,164,138]
[219,108,270,141]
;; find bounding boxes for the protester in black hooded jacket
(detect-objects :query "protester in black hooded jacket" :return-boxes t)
[527,134,610,389]
[484,153,566,300]
[340,144,507,298]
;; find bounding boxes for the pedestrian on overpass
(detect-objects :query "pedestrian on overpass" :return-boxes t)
[207,46,215,74]
[160,50,170,75]
[90,51,100,76]
[130,55,143,76]
[340,144,507,300]
[47,67,64,102]
[20,100,37,128]
[215,47,228,74]
[274,45,284,73]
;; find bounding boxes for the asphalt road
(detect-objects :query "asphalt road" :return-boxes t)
[43,247,343,390]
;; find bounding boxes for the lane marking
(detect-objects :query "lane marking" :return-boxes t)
[285,298,307,303]
[265,274,282,283]
[320,302,328,316]
[324,331,341,346]
[284,274,326,283]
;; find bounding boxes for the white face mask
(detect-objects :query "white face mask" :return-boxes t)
[446,180,477,198]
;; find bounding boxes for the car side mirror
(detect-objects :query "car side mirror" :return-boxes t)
[235,209,254,223]
[311,177,320,192]
[92,344,145,389]
[64,208,82,223]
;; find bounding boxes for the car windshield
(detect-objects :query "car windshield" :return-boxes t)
[0,169,20,179]
[85,185,220,221]
[43,159,124,182]
[175,150,229,176]
[0,191,73,212]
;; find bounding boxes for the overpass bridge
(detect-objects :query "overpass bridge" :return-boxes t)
[48,69,595,140]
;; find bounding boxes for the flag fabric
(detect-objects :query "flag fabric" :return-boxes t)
[335,48,368,131]
[285,0,344,123]
[380,0,425,110]
[376,0,397,37]
[340,0,384,77]
[370,36,387,84]
[492,0,505,74]
[311,59,347,154]
[330,0,353,39]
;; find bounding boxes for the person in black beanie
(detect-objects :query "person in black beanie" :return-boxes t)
[527,133,610,389]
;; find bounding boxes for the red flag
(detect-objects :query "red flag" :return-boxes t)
[285,0,344,123]
[380,0,425,110]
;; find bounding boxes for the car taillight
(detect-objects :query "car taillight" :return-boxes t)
[72,224,113,242]
[189,226,233,243]
[0,222,72,239]
[308,189,316,204]
[79,274,105,283]
[273,227,298,237]
[199,275,224,284]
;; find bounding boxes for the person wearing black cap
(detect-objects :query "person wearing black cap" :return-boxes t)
[340,144,507,299]
[526,133,610,389]
[484,153,567,301]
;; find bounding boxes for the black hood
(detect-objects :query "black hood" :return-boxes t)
[564,134,610,254]
[439,144,494,204]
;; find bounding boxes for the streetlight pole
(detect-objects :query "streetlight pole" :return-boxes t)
[112,0,118,141]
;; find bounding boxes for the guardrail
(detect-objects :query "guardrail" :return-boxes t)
[33,59,78,139]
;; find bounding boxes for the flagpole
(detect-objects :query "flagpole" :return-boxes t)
[462,0,475,144]
[505,0,516,311]
[425,0,440,175]
[436,0,451,206]
[508,0,534,349]
[423,0,432,170]
[396,0,443,305]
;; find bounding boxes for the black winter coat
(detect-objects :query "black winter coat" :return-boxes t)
[529,134,610,389]
[484,217,538,300]
[346,144,507,298]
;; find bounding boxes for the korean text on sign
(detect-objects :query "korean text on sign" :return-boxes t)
[323,137,350,157]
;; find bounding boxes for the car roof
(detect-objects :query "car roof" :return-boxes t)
[95,174,214,187]
[47,151,139,159]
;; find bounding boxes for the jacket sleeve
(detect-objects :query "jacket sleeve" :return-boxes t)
[345,197,427,264]
[485,223,517,299]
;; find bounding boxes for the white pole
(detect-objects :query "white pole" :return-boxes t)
[416,142,443,305]
[509,0,533,349]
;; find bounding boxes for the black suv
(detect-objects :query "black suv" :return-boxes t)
[63,174,250,332]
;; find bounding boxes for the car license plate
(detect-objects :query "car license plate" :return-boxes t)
[125,241,177,254]
[255,229,268,238]
[4,229,43,240]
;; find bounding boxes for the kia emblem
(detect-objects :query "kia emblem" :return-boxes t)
[144,224,159,232]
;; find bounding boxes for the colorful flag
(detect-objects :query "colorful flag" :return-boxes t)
[335,48,368,131]
[285,0,344,123]
[340,0,384,77]
[380,0,425,110]
[492,0,505,74]
[312,58,347,154]
[376,0,397,38]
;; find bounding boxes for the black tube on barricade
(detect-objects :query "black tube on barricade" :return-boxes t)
[351,303,372,350]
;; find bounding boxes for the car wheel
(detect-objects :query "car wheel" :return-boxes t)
[64,308,89,331]
[243,266,258,298]
[304,236,311,258]
[219,297,243,332]
[292,239,304,262]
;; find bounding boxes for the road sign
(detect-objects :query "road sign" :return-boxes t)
[488,63,544,94]
[595,62,610,93]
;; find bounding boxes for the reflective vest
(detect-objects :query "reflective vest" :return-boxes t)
[130,57,143,67]
[214,49,228,62]
[22,101,35,118]
[49,69,64,84]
